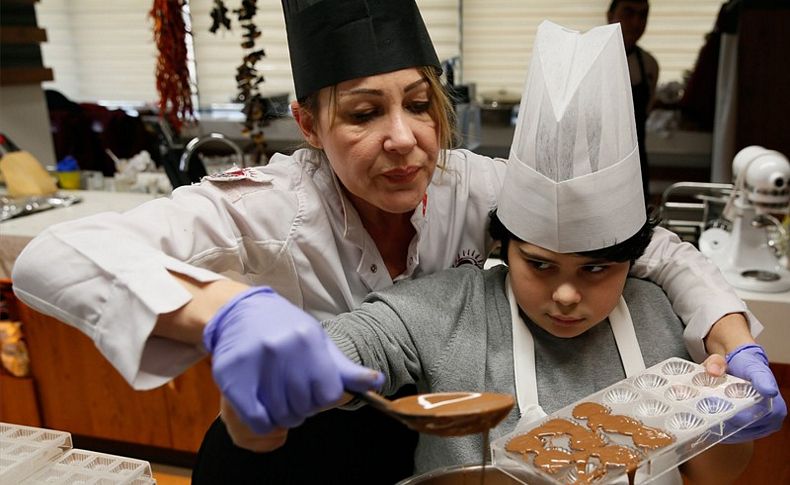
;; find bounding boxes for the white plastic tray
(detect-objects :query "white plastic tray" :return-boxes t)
[0,422,72,483]
[22,448,155,484]
[0,422,156,484]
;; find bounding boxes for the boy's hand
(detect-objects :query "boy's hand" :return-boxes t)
[703,344,787,443]
[220,396,289,452]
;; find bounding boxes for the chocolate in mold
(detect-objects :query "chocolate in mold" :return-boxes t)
[568,429,608,451]
[573,402,676,448]
[632,425,675,449]
[587,413,643,435]
[505,433,544,455]
[572,402,609,420]
[529,418,587,438]
[589,444,643,471]
[506,402,675,482]
[532,447,581,474]
[506,418,606,455]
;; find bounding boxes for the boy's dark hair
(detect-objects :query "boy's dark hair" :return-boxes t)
[488,209,656,265]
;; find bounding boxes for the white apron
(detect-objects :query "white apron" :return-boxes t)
[505,276,681,485]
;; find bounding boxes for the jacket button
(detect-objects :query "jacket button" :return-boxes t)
[370,264,378,273]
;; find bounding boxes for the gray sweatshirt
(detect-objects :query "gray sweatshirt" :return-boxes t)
[324,264,689,473]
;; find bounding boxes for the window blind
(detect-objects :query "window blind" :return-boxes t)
[36,0,159,104]
[462,0,724,99]
[37,0,459,108]
[190,0,460,107]
[36,1,720,107]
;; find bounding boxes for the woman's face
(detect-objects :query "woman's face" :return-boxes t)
[300,68,440,215]
[508,241,630,338]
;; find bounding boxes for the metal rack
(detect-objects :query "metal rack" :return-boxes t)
[658,182,734,246]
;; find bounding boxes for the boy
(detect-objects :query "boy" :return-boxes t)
[323,20,753,482]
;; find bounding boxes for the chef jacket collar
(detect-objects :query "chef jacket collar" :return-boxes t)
[320,151,429,255]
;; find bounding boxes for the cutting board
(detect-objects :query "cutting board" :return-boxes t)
[0,151,58,197]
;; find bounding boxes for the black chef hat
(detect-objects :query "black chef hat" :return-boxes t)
[282,0,441,100]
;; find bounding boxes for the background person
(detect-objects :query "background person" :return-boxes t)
[607,0,658,204]
[11,0,776,482]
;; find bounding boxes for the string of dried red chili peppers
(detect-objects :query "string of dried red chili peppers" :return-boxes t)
[210,0,267,152]
[150,0,194,134]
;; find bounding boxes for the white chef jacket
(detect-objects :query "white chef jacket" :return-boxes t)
[11,148,760,390]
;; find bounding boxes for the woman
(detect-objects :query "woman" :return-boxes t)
[11,0,779,483]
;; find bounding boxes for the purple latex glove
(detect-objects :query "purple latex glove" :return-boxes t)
[722,344,787,443]
[204,287,384,435]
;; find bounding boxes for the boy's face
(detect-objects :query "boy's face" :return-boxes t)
[507,241,630,338]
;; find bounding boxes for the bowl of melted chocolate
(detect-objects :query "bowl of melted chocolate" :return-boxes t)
[397,464,526,485]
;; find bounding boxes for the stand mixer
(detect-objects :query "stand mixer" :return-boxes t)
[699,146,790,292]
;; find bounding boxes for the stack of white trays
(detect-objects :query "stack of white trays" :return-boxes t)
[0,422,156,484]
[0,423,72,483]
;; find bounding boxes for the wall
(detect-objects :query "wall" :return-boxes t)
[0,0,56,167]
[0,84,56,168]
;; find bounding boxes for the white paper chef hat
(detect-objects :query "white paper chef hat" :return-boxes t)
[497,20,645,253]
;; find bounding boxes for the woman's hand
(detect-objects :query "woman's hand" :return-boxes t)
[702,345,787,443]
[204,287,384,435]
[158,273,383,436]
[220,397,289,452]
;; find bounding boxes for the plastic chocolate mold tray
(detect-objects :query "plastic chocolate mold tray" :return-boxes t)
[22,448,155,484]
[491,358,771,484]
[0,423,72,484]
[0,423,155,484]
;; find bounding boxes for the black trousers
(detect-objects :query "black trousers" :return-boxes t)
[192,390,418,485]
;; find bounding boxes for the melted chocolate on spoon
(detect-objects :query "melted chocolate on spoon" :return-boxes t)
[388,391,515,437]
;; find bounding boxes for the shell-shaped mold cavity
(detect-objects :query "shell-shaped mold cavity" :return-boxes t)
[604,386,640,404]
[696,397,735,415]
[634,374,669,390]
[661,360,696,376]
[697,396,735,414]
[725,382,759,399]
[691,372,726,388]
[563,460,602,484]
[636,399,671,417]
[665,384,699,401]
[666,412,705,431]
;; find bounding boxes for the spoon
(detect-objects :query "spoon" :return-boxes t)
[351,390,514,437]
